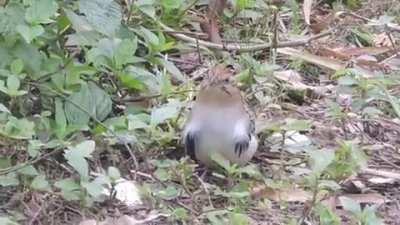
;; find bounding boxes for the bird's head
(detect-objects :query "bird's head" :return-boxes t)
[197,64,241,105]
[203,64,234,87]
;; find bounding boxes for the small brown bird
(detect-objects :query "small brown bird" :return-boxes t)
[183,64,258,167]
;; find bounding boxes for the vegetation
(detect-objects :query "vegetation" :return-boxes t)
[0,0,399,224]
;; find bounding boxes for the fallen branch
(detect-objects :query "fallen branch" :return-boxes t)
[158,22,332,53]
[361,168,400,180]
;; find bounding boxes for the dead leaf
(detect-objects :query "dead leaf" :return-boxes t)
[374,33,395,47]
[303,0,313,25]
[251,185,312,202]
[274,70,310,91]
[337,193,386,206]
[277,47,345,71]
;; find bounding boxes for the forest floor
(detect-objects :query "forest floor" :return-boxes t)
[1,0,400,225]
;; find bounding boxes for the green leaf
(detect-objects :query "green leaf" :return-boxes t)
[54,98,67,139]
[88,82,112,121]
[107,166,121,181]
[135,0,156,17]
[229,213,249,225]
[10,59,24,74]
[158,57,185,82]
[25,0,58,24]
[339,196,361,214]
[113,38,137,69]
[161,0,183,10]
[64,140,95,177]
[65,82,112,125]
[150,99,182,125]
[156,185,179,200]
[17,165,38,176]
[1,117,35,139]
[282,118,311,131]
[64,9,93,33]
[154,168,171,181]
[0,217,20,225]
[82,180,104,198]
[314,204,341,225]
[55,178,82,201]
[139,26,159,46]
[79,0,122,36]
[7,75,20,92]
[31,175,50,191]
[0,172,19,186]
[13,40,43,73]
[0,103,10,113]
[309,150,334,175]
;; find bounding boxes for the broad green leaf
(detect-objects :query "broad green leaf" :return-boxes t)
[64,140,95,177]
[158,57,185,82]
[339,196,361,214]
[0,217,20,225]
[124,66,159,93]
[54,98,67,139]
[65,83,92,125]
[139,26,159,46]
[7,74,20,92]
[150,99,182,125]
[55,178,82,201]
[17,165,38,176]
[229,213,249,225]
[10,59,24,74]
[1,117,35,139]
[107,167,121,181]
[160,73,173,96]
[12,40,43,73]
[161,0,183,10]
[0,3,26,35]
[0,103,10,113]
[0,172,19,186]
[118,71,145,90]
[65,82,112,125]
[82,180,104,198]
[135,0,156,17]
[314,204,341,225]
[25,0,58,24]
[64,9,93,33]
[154,168,171,181]
[31,175,50,191]
[309,149,334,175]
[55,178,80,191]
[156,185,179,200]
[79,0,122,36]
[88,82,112,121]
[282,118,311,131]
[114,38,137,69]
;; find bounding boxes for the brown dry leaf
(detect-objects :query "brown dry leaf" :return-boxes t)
[316,46,391,61]
[274,70,310,91]
[383,56,400,71]
[251,185,312,202]
[309,12,334,33]
[355,55,390,72]
[316,46,351,60]
[278,47,345,71]
[374,33,395,47]
[338,193,386,206]
[303,0,313,25]
[339,47,392,57]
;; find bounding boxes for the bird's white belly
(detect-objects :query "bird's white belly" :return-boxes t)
[194,108,256,166]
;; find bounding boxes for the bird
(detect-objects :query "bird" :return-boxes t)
[183,64,258,167]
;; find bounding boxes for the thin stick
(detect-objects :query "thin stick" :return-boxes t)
[158,21,332,53]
